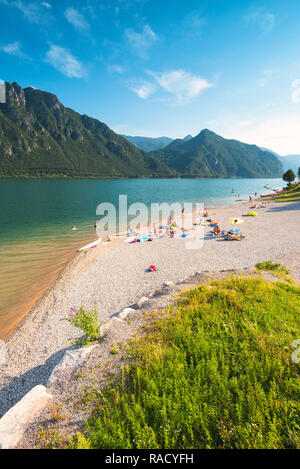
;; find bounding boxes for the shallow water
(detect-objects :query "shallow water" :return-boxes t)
[0,177,283,338]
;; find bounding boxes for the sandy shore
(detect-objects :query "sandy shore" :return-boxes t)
[1,198,300,417]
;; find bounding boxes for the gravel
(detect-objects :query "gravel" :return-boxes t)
[1,199,300,417]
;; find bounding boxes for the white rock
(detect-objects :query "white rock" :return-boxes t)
[163,281,174,287]
[137,297,150,307]
[99,317,123,336]
[117,308,136,320]
[0,385,53,449]
[47,344,98,386]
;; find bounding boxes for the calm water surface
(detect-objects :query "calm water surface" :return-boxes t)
[0,178,284,338]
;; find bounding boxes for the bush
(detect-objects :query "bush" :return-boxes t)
[255,261,290,275]
[66,305,100,346]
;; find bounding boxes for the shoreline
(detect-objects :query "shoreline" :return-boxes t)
[1,196,300,417]
[1,195,276,341]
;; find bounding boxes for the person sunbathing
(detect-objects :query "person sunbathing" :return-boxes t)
[213,225,221,235]
[226,232,245,240]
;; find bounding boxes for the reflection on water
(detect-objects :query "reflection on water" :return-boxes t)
[0,233,94,339]
[0,177,284,339]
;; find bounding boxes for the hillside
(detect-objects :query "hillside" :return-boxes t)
[121,135,173,152]
[280,155,300,174]
[153,129,283,178]
[0,82,172,178]
[261,147,300,175]
[121,134,193,151]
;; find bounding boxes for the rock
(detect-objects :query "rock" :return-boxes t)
[163,281,174,287]
[117,308,136,320]
[0,385,53,449]
[47,344,98,386]
[151,288,166,297]
[99,317,123,336]
[137,297,150,308]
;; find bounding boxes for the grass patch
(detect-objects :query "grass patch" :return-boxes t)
[255,261,291,275]
[255,261,293,283]
[276,183,300,202]
[71,276,300,449]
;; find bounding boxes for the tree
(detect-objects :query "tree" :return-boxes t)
[298,167,300,180]
[283,169,296,185]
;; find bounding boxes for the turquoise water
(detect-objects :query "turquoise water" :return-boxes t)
[0,177,283,338]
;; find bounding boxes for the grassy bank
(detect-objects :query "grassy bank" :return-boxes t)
[72,275,300,449]
[276,183,300,202]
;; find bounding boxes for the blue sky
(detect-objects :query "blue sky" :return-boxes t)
[1,0,300,155]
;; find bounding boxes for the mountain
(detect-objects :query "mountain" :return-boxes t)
[0,82,284,179]
[0,82,172,178]
[279,155,300,175]
[121,135,173,152]
[183,134,193,141]
[121,134,193,151]
[260,147,300,176]
[153,129,283,178]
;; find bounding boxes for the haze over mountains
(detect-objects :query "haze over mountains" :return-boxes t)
[0,81,284,179]
[121,135,192,152]
[260,147,300,175]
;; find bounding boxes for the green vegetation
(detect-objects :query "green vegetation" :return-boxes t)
[67,306,100,346]
[0,82,172,178]
[153,129,283,178]
[255,261,293,283]
[121,135,173,152]
[255,261,291,275]
[283,169,296,185]
[276,183,300,202]
[71,276,300,449]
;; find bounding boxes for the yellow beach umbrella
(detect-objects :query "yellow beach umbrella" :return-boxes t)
[228,218,244,225]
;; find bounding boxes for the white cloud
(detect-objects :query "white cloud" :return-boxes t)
[244,7,275,33]
[64,7,90,31]
[0,0,53,23]
[148,69,213,105]
[130,82,156,99]
[0,41,28,59]
[45,45,85,78]
[125,24,158,58]
[108,64,126,74]
[291,79,300,104]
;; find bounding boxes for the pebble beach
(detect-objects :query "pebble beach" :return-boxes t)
[1,197,300,419]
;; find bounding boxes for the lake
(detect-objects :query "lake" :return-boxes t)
[0,177,284,338]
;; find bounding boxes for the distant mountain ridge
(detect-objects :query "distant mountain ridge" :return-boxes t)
[120,135,173,152]
[260,147,300,175]
[152,129,283,178]
[281,155,300,174]
[121,134,193,151]
[0,82,172,178]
